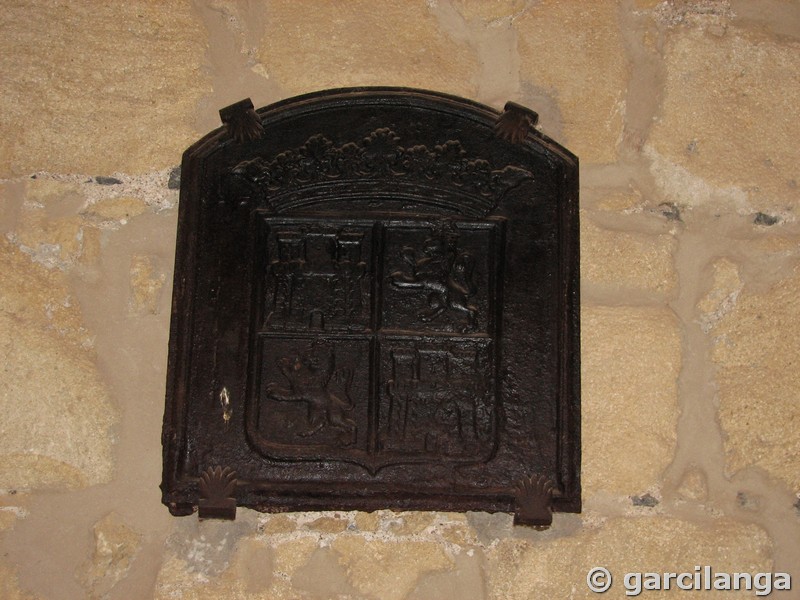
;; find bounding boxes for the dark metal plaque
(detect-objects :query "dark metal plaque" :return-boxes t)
[161,88,580,527]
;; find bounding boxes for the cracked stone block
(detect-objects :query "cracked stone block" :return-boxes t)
[712,266,800,489]
[257,1,480,99]
[517,1,629,164]
[582,306,681,496]
[0,1,210,176]
[648,26,800,213]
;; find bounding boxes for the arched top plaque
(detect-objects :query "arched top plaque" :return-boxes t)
[162,88,580,528]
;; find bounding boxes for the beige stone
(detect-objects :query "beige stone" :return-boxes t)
[0,509,37,600]
[0,1,210,176]
[128,255,167,316]
[517,1,629,163]
[12,180,104,270]
[712,267,800,489]
[12,211,87,272]
[653,0,734,28]
[677,467,709,502]
[581,216,677,297]
[0,240,116,490]
[258,514,297,535]
[594,189,644,212]
[486,517,771,599]
[258,1,480,99]
[235,538,274,595]
[438,518,480,548]
[305,514,349,534]
[408,551,485,600]
[272,537,319,580]
[0,510,19,532]
[451,0,528,22]
[332,536,453,600]
[0,565,38,600]
[386,512,436,536]
[649,27,800,213]
[81,197,148,225]
[698,258,742,332]
[155,536,315,600]
[80,513,142,599]
[354,511,381,532]
[582,306,681,496]
[292,547,361,598]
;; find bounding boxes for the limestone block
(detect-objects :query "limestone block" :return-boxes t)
[305,514,350,534]
[486,517,771,599]
[292,547,362,598]
[712,267,800,489]
[258,1,480,99]
[408,551,486,600]
[257,514,297,535]
[155,536,314,600]
[79,513,142,599]
[0,240,116,490]
[648,27,800,213]
[517,1,629,163]
[582,306,681,496]
[581,216,677,297]
[0,1,210,176]
[331,537,453,600]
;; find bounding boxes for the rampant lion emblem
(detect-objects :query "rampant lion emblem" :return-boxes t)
[265,345,357,445]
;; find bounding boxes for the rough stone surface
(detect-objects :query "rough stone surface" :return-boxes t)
[451,0,528,23]
[486,517,772,599]
[581,215,677,297]
[698,258,742,333]
[517,1,629,163]
[258,1,480,99]
[0,511,37,600]
[648,27,800,214]
[79,513,142,599]
[331,537,453,600]
[582,306,681,496]
[0,1,210,176]
[677,467,709,502]
[128,255,167,316]
[712,266,800,489]
[0,565,38,600]
[0,239,116,490]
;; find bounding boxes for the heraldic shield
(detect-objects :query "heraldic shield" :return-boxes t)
[161,88,580,527]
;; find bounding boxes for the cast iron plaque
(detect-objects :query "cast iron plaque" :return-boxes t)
[161,88,579,526]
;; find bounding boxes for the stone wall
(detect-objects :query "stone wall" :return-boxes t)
[1,1,798,598]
